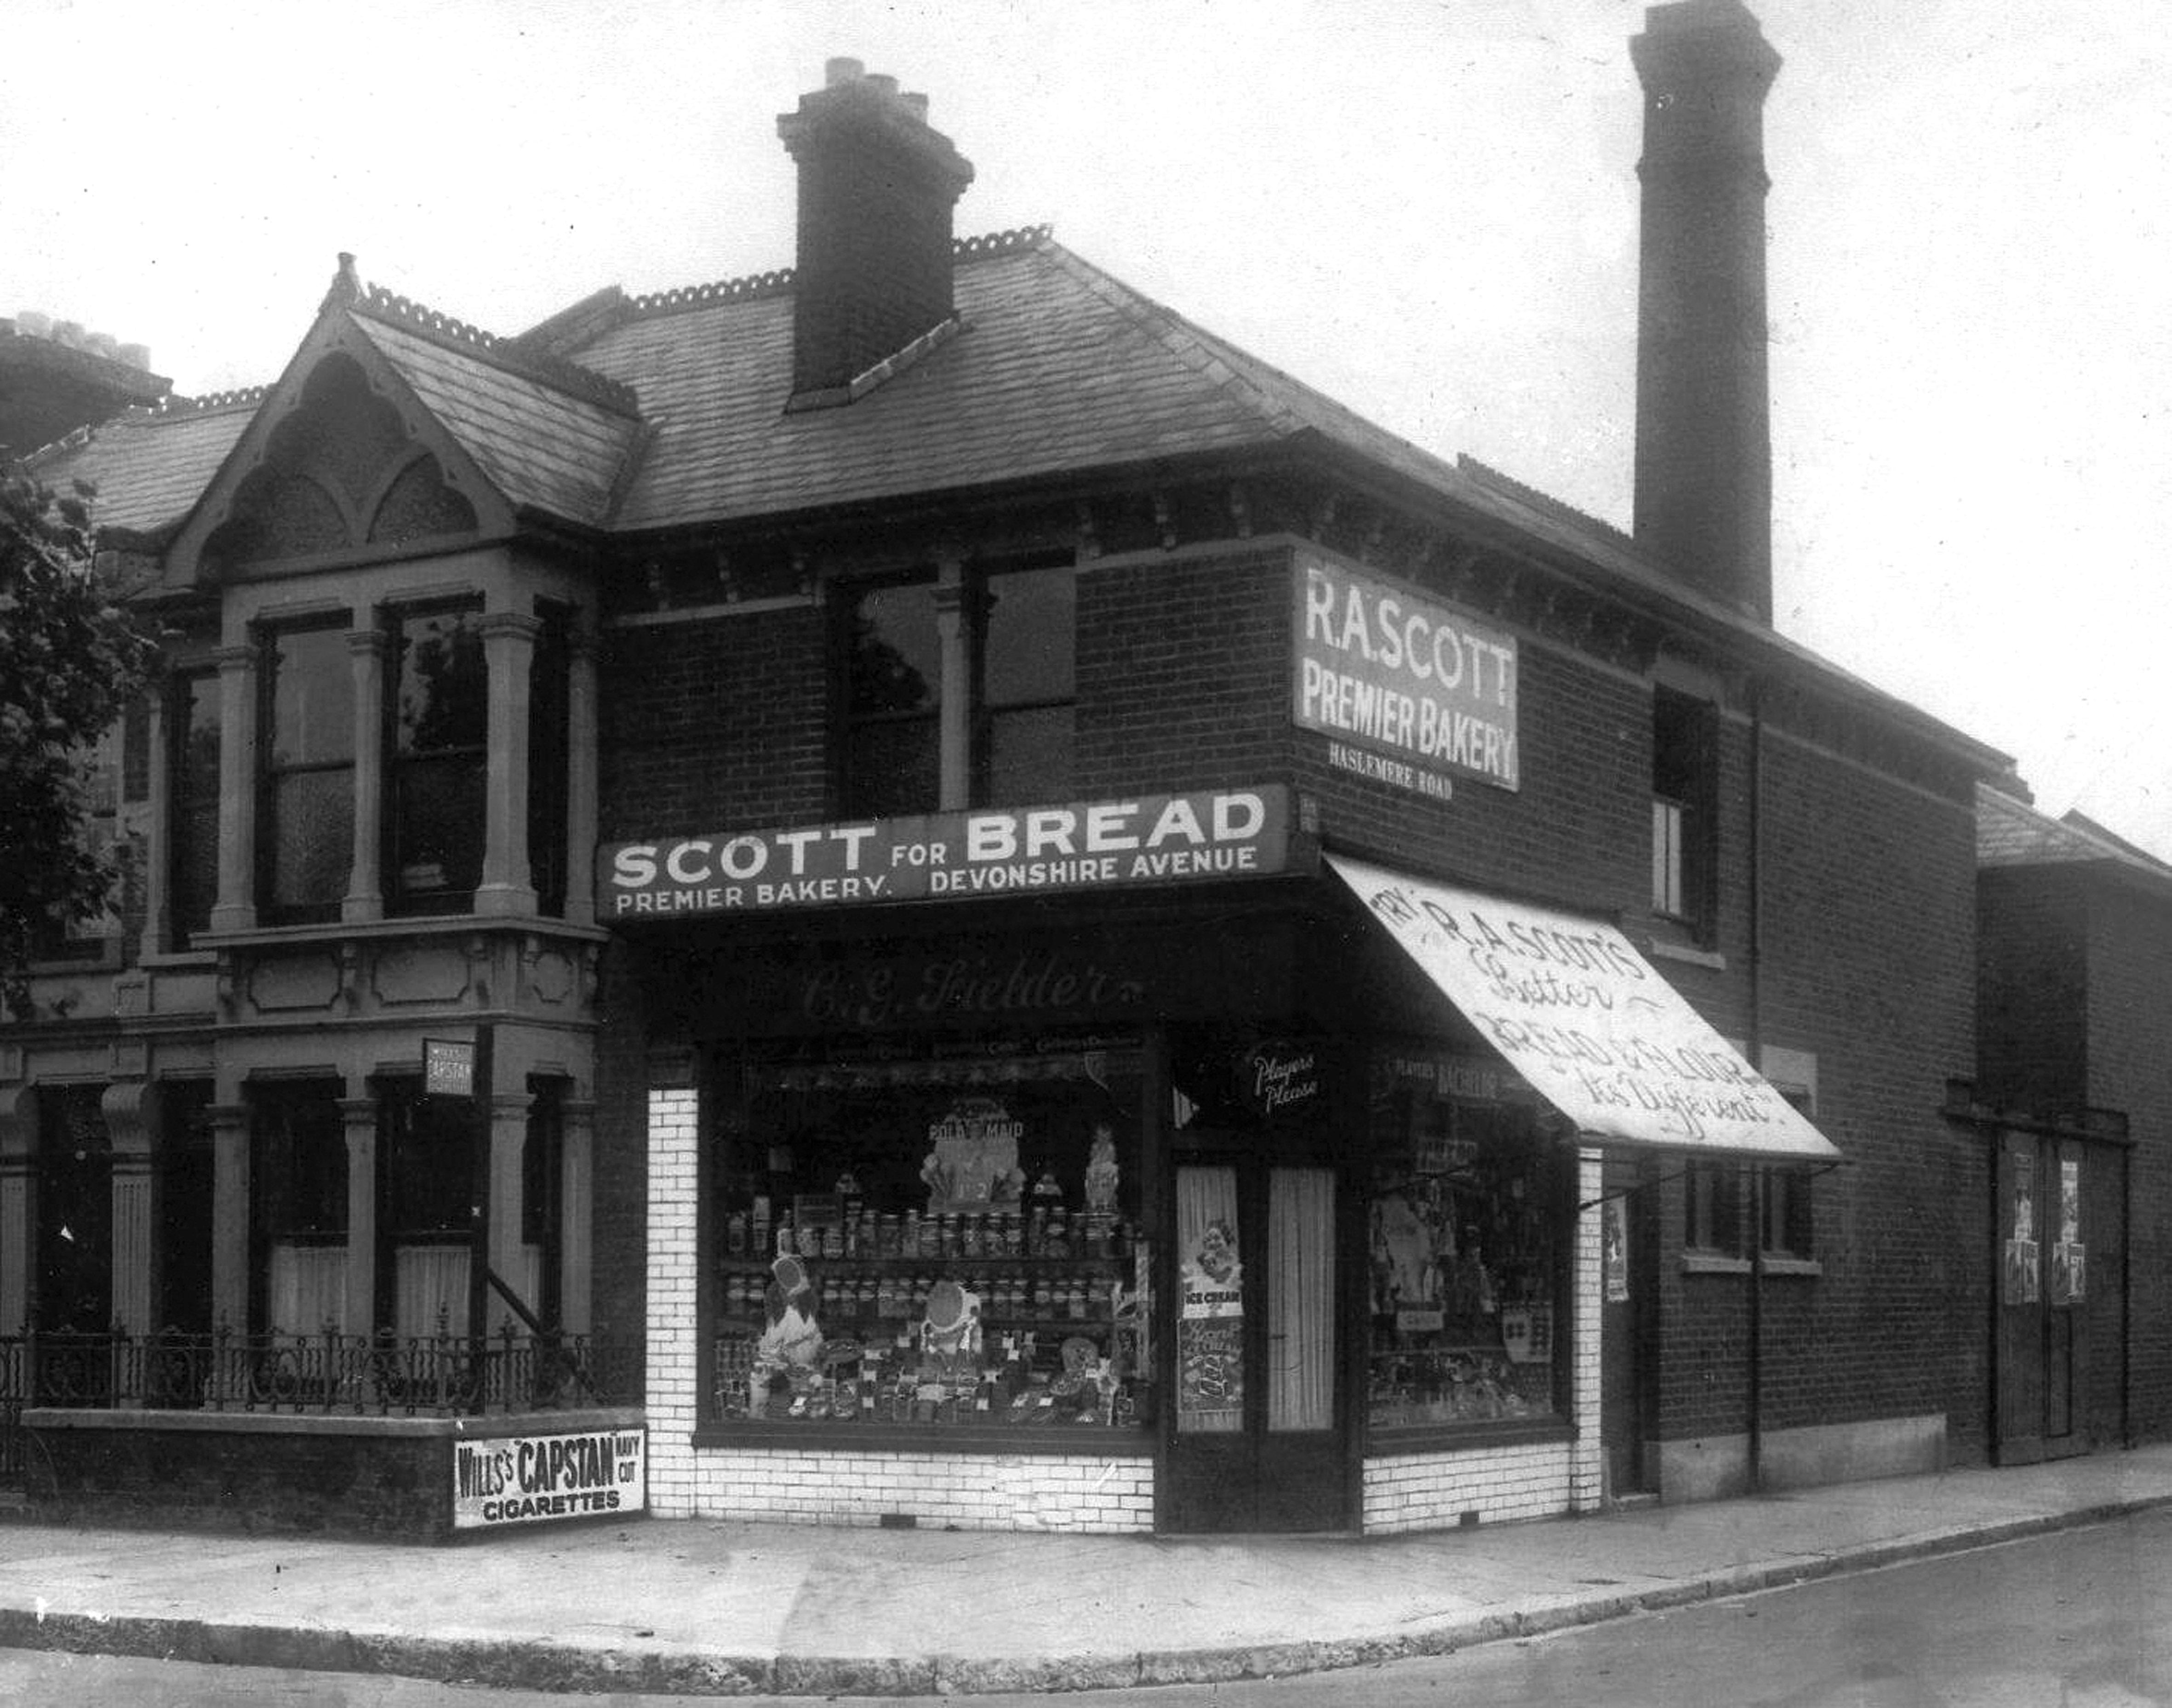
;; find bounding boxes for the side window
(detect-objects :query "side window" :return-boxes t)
[1685,1160,1743,1258]
[1759,1084,1818,1261]
[259,622,356,924]
[527,605,572,917]
[170,668,223,948]
[1651,685,1718,940]
[386,603,486,915]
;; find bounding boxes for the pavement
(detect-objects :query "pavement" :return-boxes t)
[3,1445,2172,1698]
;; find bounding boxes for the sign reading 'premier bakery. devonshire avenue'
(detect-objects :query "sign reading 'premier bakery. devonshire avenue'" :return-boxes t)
[601,786,1292,918]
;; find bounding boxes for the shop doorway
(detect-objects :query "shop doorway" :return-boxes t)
[1995,1132,2090,1464]
[1164,1150,1348,1532]
[1598,1156,1648,1498]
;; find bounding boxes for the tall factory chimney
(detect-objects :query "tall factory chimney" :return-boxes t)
[1630,1,1782,622]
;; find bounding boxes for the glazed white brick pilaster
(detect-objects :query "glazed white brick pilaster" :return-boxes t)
[1569,1146,1604,1512]
[646,1086,702,1515]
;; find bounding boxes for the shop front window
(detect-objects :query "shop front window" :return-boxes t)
[1366,1050,1565,1432]
[710,1039,1153,1433]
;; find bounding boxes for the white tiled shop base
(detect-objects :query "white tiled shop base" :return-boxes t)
[654,1447,1156,1531]
[1361,1440,1575,1534]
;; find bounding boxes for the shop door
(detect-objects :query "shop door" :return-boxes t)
[1995,1133,2088,1464]
[1165,1157,1347,1532]
[1598,1157,1647,1498]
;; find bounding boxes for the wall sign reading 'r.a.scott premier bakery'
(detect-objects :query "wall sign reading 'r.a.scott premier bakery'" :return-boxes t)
[601,786,1292,919]
[1292,547,1520,798]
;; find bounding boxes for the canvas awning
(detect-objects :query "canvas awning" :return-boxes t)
[1329,852,1841,1162]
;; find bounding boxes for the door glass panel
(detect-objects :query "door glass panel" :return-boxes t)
[1268,1167,1334,1432]
[1176,1165,1243,1433]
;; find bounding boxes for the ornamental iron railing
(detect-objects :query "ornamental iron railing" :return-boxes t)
[0,1326,639,1452]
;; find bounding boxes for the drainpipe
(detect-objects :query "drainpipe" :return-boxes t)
[1747,687,1766,1493]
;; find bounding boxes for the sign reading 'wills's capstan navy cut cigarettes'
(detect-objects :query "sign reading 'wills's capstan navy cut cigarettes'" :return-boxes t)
[1292,548,1520,794]
[601,786,1292,918]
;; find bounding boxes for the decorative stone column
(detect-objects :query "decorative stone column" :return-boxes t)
[0,1086,38,1334]
[562,632,599,927]
[208,645,257,934]
[934,559,969,811]
[339,1097,379,1336]
[558,1098,595,1336]
[101,1080,160,1343]
[488,1091,532,1334]
[343,628,390,923]
[139,687,172,958]
[207,1101,252,1333]
[475,611,540,917]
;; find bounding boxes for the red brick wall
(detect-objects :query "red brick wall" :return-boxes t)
[1976,867,2089,1111]
[2084,882,2172,1441]
[594,535,1993,1469]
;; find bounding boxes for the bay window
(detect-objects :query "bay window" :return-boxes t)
[259,623,355,924]
[387,603,487,914]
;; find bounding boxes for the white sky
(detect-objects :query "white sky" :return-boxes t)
[9,0,2168,858]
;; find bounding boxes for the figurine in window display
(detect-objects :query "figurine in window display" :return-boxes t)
[754,1254,825,1379]
[1084,1125,1120,1215]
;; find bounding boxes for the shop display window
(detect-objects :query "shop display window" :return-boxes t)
[1366,1050,1566,1432]
[709,1038,1154,1434]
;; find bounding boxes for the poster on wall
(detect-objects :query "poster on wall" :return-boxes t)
[2004,1239,2040,1307]
[452,1427,647,1531]
[1176,1173,1244,1432]
[1603,1200,1629,1303]
[2052,1242,2086,1307]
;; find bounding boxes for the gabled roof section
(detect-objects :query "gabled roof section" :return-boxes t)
[1978,783,2172,892]
[347,283,644,528]
[26,391,258,542]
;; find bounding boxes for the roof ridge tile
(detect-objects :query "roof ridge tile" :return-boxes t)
[351,286,641,417]
[623,225,1053,321]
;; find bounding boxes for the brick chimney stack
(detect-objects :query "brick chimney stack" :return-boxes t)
[777,58,975,403]
[1630,0,1782,622]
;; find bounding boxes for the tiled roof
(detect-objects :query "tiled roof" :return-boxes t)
[26,397,257,538]
[349,308,642,529]
[1978,783,2172,886]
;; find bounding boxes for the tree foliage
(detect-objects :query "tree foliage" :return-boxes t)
[0,464,159,1017]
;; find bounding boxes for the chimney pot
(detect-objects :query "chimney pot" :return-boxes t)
[866,73,899,98]
[825,56,863,87]
[903,91,929,121]
[51,320,86,349]
[118,342,151,371]
[86,331,119,360]
[16,309,52,338]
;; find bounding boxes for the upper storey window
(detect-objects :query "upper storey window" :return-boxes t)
[838,560,1076,817]
[1650,685,1717,942]
[387,603,487,915]
[259,623,355,925]
[170,668,222,948]
[842,577,943,818]
[975,564,1075,807]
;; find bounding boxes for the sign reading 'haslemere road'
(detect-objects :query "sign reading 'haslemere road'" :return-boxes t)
[1292,548,1520,798]
[602,786,1292,918]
